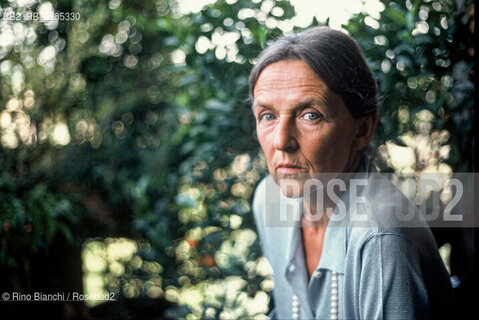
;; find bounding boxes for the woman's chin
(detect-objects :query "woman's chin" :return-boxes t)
[276,179,304,198]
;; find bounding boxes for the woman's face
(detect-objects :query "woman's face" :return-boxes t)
[253,60,364,196]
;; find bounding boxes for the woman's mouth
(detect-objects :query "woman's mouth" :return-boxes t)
[277,163,307,174]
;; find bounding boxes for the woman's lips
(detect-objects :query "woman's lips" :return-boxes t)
[277,164,307,174]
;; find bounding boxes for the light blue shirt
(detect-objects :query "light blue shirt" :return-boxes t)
[252,160,454,319]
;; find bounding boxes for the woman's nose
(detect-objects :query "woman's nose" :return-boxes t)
[273,117,298,152]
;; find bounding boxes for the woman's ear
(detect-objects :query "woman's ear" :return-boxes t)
[353,111,378,150]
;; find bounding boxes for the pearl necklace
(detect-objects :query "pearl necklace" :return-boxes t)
[331,271,339,319]
[292,271,339,320]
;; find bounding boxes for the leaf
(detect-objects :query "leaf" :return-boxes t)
[45,220,57,245]
[384,7,407,26]
[57,223,74,243]
[406,0,421,30]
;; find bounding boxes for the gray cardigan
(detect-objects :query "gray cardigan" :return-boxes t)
[252,161,454,319]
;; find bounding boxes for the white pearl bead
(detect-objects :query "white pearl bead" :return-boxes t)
[331,315,338,320]
[332,288,338,295]
[331,295,338,301]
[331,301,338,308]
[292,294,300,320]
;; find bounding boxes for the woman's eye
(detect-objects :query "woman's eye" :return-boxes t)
[260,113,275,122]
[302,112,321,121]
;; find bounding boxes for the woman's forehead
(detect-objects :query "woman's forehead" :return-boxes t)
[252,60,347,114]
[253,60,328,96]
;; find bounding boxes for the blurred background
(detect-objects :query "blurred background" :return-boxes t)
[0,0,474,318]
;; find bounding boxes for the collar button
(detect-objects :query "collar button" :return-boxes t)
[288,264,296,273]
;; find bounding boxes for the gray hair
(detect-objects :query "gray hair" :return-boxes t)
[249,26,378,118]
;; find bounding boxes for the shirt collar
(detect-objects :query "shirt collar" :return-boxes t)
[316,215,348,273]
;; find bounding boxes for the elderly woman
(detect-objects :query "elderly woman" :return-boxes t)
[250,27,453,319]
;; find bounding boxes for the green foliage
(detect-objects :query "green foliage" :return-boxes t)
[0,178,77,290]
[344,0,474,171]
[0,0,474,318]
